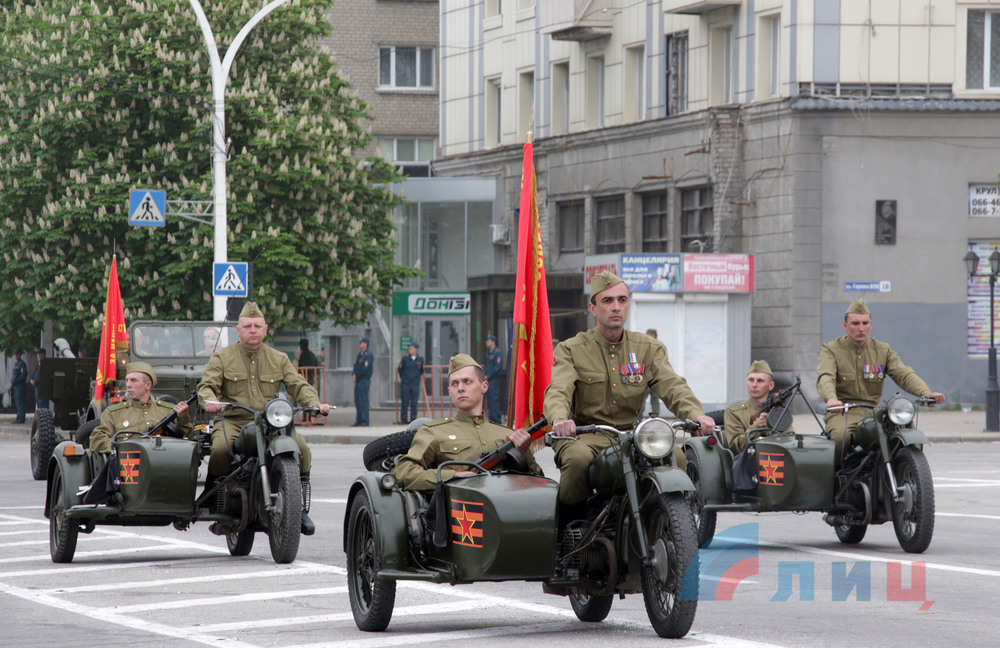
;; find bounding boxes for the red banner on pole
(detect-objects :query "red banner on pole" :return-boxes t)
[93,258,128,404]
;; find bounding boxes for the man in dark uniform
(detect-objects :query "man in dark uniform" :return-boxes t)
[30,348,49,410]
[352,337,373,426]
[198,301,333,534]
[397,342,424,424]
[394,353,541,492]
[724,360,794,453]
[543,270,714,522]
[817,298,944,461]
[483,335,503,423]
[10,348,27,423]
[90,362,192,454]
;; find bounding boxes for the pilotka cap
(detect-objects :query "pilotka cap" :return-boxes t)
[748,360,773,376]
[846,298,870,315]
[126,361,158,387]
[239,301,265,319]
[590,270,625,300]
[449,353,482,373]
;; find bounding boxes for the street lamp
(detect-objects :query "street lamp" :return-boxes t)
[964,248,1000,432]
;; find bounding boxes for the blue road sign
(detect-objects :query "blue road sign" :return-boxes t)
[844,281,891,293]
[129,189,166,227]
[214,262,249,298]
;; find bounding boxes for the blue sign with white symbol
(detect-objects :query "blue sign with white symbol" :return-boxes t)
[129,189,166,227]
[213,262,249,298]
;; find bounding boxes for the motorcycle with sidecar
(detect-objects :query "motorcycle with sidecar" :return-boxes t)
[683,383,936,553]
[44,396,318,564]
[344,416,701,639]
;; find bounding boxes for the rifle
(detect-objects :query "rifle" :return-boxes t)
[475,416,549,471]
[759,378,800,433]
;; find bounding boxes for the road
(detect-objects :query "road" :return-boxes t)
[1,438,998,647]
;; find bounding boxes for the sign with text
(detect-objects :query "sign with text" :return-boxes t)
[583,254,620,292]
[392,292,471,316]
[969,184,1000,216]
[682,254,755,293]
[967,241,1000,355]
[620,253,683,293]
[845,281,891,293]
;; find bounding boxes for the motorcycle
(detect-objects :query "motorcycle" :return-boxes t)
[44,395,319,564]
[344,416,700,639]
[684,385,936,553]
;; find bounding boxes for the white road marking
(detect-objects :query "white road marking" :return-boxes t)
[110,586,348,614]
[937,512,1000,521]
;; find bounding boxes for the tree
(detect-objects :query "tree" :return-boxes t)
[0,0,417,351]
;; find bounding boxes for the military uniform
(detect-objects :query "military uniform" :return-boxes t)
[483,338,503,423]
[397,346,424,423]
[724,400,794,454]
[544,327,705,505]
[352,339,373,426]
[90,398,193,454]
[394,412,543,492]
[198,339,318,476]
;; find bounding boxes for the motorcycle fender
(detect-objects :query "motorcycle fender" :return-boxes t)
[44,442,93,518]
[266,434,301,460]
[343,473,409,572]
[893,428,929,447]
[683,438,728,504]
[640,464,696,499]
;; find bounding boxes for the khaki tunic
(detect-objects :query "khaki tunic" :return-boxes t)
[723,400,794,454]
[197,342,318,475]
[543,328,705,504]
[90,399,193,454]
[394,412,543,493]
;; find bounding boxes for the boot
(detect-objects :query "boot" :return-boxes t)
[199,475,219,512]
[300,472,315,536]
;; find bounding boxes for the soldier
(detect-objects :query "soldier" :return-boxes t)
[397,342,424,424]
[198,301,333,534]
[394,353,542,493]
[817,298,945,461]
[724,360,794,454]
[483,334,503,423]
[351,337,373,427]
[90,362,192,454]
[10,348,27,423]
[543,270,714,524]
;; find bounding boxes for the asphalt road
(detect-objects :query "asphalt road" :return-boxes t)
[1,438,998,647]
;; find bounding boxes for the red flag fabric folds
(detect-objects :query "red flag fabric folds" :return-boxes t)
[93,258,128,404]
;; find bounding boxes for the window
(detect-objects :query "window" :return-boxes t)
[967,10,1000,90]
[486,0,501,17]
[710,26,734,104]
[757,14,781,98]
[518,71,534,140]
[680,187,713,252]
[377,137,435,177]
[486,77,502,147]
[552,62,570,135]
[586,56,605,128]
[625,45,645,123]
[379,46,435,90]
[666,32,688,115]
[641,193,668,252]
[558,201,584,253]
[595,196,625,253]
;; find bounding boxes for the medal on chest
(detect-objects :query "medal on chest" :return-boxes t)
[620,353,645,385]
[863,364,884,380]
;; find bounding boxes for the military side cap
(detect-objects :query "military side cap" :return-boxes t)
[239,301,265,319]
[846,298,870,315]
[748,360,772,376]
[590,270,625,299]
[126,361,157,386]
[449,353,482,373]
[645,328,657,336]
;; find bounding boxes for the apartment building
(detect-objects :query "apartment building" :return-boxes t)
[432,0,1000,405]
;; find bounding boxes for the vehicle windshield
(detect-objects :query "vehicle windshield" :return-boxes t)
[130,324,238,359]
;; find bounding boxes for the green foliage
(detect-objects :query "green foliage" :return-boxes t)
[0,0,417,350]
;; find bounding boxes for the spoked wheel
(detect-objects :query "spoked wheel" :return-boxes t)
[891,446,935,553]
[640,493,698,638]
[835,523,868,544]
[684,447,717,547]
[49,468,79,563]
[30,409,58,480]
[266,456,302,564]
[347,490,396,631]
[569,592,613,622]
[227,530,255,556]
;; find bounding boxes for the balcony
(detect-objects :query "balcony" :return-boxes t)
[540,0,614,42]
[663,0,741,14]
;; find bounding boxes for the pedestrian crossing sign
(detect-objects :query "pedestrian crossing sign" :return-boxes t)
[213,262,249,298]
[129,189,166,227]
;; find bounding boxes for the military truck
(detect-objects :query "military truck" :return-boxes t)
[29,320,237,479]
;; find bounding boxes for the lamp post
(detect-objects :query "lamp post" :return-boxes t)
[187,0,291,321]
[964,248,1000,432]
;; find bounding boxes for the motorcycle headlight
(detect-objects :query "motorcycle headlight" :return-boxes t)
[634,418,675,460]
[264,399,295,428]
[886,397,915,426]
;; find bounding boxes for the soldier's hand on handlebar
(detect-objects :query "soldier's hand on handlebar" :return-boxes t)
[926,392,946,407]
[203,400,226,414]
[317,403,335,415]
[551,418,578,439]
[826,397,844,411]
[694,415,715,437]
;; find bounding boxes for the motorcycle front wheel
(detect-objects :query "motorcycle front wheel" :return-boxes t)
[640,493,698,639]
[347,489,396,631]
[891,446,935,553]
[266,456,302,564]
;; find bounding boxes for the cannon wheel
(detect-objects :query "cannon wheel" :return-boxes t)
[227,530,255,556]
[362,430,416,472]
[684,447,717,547]
[30,409,58,480]
[569,592,613,622]
[49,466,79,563]
[640,493,698,639]
[74,419,98,450]
[891,446,935,553]
[266,456,302,564]
[347,489,396,631]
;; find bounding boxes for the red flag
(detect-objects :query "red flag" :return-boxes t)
[93,258,128,404]
[512,141,552,438]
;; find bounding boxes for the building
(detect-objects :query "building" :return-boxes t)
[433,0,1000,407]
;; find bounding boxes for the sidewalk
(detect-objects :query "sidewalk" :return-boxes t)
[3,407,1000,446]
